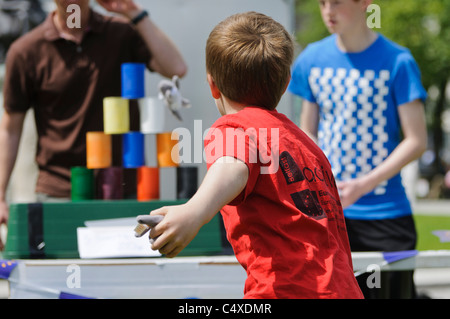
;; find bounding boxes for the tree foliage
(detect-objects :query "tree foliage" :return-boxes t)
[295,0,450,88]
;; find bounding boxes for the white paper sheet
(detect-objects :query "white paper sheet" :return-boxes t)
[77,226,161,259]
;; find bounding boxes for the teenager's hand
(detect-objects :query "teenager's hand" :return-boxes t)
[336,178,368,209]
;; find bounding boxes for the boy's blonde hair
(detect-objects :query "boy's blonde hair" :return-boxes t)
[206,12,294,110]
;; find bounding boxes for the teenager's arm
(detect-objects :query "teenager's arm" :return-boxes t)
[96,0,187,78]
[147,157,249,258]
[299,100,320,143]
[337,99,427,208]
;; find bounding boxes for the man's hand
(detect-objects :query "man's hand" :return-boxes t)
[96,0,141,19]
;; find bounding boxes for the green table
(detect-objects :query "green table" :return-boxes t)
[3,200,224,259]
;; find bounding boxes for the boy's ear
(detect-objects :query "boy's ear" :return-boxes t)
[207,73,221,99]
[283,74,291,94]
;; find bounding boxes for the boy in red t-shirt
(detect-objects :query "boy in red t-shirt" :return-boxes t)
[140,12,363,299]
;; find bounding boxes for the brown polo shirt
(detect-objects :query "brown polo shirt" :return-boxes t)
[3,10,152,197]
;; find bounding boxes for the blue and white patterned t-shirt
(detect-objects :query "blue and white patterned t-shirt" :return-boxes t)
[288,34,427,220]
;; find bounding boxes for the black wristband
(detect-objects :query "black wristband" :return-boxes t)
[131,10,149,25]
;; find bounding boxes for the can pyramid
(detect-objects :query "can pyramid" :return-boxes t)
[71,63,196,202]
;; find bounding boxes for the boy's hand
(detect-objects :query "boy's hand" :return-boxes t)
[147,204,204,258]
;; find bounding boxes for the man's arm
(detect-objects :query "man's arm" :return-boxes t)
[96,0,187,78]
[337,99,427,208]
[0,111,26,249]
[147,157,248,258]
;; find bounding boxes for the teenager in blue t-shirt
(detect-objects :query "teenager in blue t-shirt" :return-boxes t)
[288,0,427,298]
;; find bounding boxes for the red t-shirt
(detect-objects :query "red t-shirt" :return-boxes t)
[204,106,363,299]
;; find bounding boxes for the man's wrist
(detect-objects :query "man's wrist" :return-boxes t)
[130,10,149,25]
[122,5,142,20]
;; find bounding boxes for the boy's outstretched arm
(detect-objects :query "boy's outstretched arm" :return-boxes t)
[148,157,248,258]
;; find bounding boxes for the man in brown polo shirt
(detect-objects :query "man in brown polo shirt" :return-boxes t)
[0,0,187,248]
